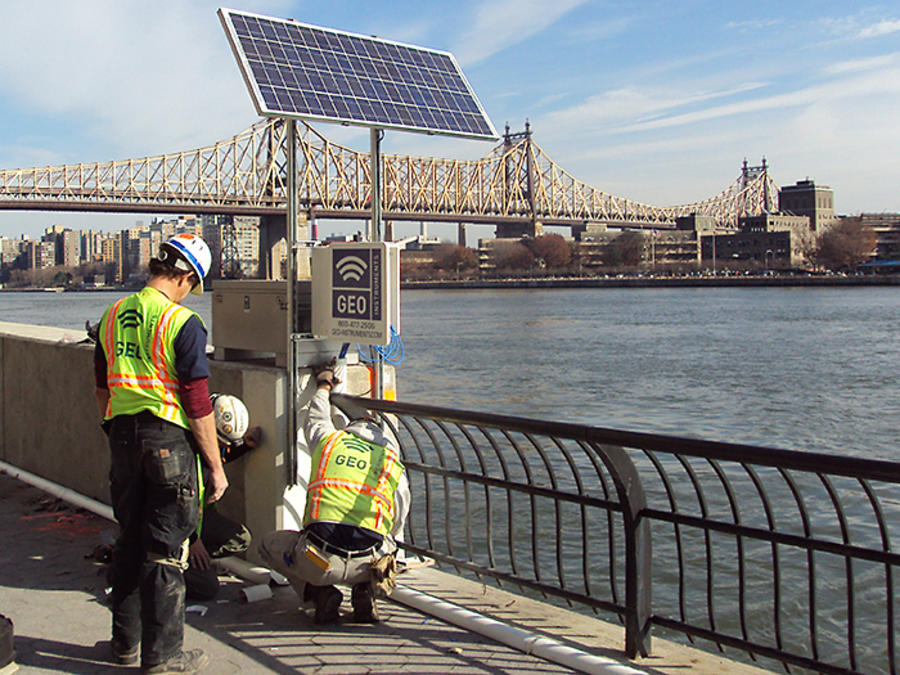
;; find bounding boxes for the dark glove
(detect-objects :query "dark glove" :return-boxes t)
[313,358,340,389]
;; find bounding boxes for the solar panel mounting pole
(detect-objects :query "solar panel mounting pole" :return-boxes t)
[370,127,386,400]
[286,118,299,486]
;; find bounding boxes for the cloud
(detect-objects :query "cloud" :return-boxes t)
[725,19,783,31]
[538,81,767,134]
[856,19,900,39]
[566,16,633,42]
[824,52,900,75]
[618,64,900,133]
[452,0,589,65]
[534,67,900,212]
[367,17,434,47]
[0,1,286,163]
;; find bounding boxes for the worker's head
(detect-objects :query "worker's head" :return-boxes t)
[150,234,211,297]
[345,411,392,445]
[210,393,250,445]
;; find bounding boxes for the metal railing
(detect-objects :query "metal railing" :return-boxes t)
[334,394,900,674]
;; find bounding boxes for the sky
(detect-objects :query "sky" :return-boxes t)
[1,0,898,240]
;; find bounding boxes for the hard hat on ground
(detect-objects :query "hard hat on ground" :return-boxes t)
[158,233,211,296]
[211,393,250,445]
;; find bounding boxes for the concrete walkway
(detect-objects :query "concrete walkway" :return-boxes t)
[0,471,769,674]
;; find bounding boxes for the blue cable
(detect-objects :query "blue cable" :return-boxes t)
[356,325,404,366]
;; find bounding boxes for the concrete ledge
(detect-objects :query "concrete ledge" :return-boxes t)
[0,321,289,551]
[0,320,88,343]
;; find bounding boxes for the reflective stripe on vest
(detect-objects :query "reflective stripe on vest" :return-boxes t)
[99,287,200,429]
[304,430,404,537]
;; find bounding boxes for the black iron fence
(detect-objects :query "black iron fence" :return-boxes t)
[334,394,900,674]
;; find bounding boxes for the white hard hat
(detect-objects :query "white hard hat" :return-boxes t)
[211,393,249,445]
[159,233,211,296]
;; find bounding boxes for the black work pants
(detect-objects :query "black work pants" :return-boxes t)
[108,412,198,667]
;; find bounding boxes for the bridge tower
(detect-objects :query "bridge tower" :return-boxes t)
[221,219,241,278]
[742,157,775,213]
[258,119,290,279]
[498,122,541,239]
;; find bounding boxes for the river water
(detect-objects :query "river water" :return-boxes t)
[2,285,898,457]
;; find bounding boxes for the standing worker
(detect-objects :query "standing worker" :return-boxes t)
[259,361,410,624]
[94,233,224,675]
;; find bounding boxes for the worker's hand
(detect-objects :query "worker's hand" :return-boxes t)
[243,426,263,449]
[188,539,212,571]
[313,358,340,387]
[312,357,337,376]
[206,466,229,504]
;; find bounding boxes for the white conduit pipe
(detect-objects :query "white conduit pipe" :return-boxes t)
[0,460,114,522]
[0,461,646,674]
[215,556,277,586]
[389,585,647,675]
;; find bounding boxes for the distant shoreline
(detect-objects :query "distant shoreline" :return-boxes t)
[0,287,128,293]
[400,275,900,290]
[3,274,899,293]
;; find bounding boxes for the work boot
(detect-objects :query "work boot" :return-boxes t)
[311,585,343,625]
[351,583,379,623]
[141,648,209,674]
[109,638,139,665]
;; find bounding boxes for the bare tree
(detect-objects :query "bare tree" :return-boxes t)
[604,230,645,267]
[527,233,571,269]
[813,219,877,270]
[433,243,478,275]
[492,240,534,273]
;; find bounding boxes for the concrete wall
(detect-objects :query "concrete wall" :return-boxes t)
[0,320,380,563]
[0,323,109,503]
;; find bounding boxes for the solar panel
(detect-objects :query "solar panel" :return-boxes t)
[218,8,498,141]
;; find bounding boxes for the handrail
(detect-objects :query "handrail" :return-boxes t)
[333,394,900,674]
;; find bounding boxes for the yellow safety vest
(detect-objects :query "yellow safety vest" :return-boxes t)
[99,287,201,429]
[304,431,405,537]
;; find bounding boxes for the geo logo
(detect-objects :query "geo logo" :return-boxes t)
[335,255,368,283]
[118,309,142,329]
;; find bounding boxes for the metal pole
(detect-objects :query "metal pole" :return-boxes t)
[370,128,385,400]
[286,119,298,486]
[370,128,382,243]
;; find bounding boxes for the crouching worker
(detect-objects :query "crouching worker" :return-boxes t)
[259,362,410,624]
[184,394,261,601]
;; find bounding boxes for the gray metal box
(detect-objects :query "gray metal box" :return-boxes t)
[212,280,311,362]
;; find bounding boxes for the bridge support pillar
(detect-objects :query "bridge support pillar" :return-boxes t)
[384,220,394,242]
[572,222,608,242]
[259,214,284,279]
[458,223,467,248]
[494,220,544,239]
[259,213,310,280]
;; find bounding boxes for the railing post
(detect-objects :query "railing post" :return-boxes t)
[596,443,652,658]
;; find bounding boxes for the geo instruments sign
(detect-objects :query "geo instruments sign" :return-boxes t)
[311,242,399,346]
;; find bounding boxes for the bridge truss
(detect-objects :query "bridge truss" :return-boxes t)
[0,118,777,230]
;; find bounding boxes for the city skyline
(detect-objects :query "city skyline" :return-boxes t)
[1,0,898,239]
